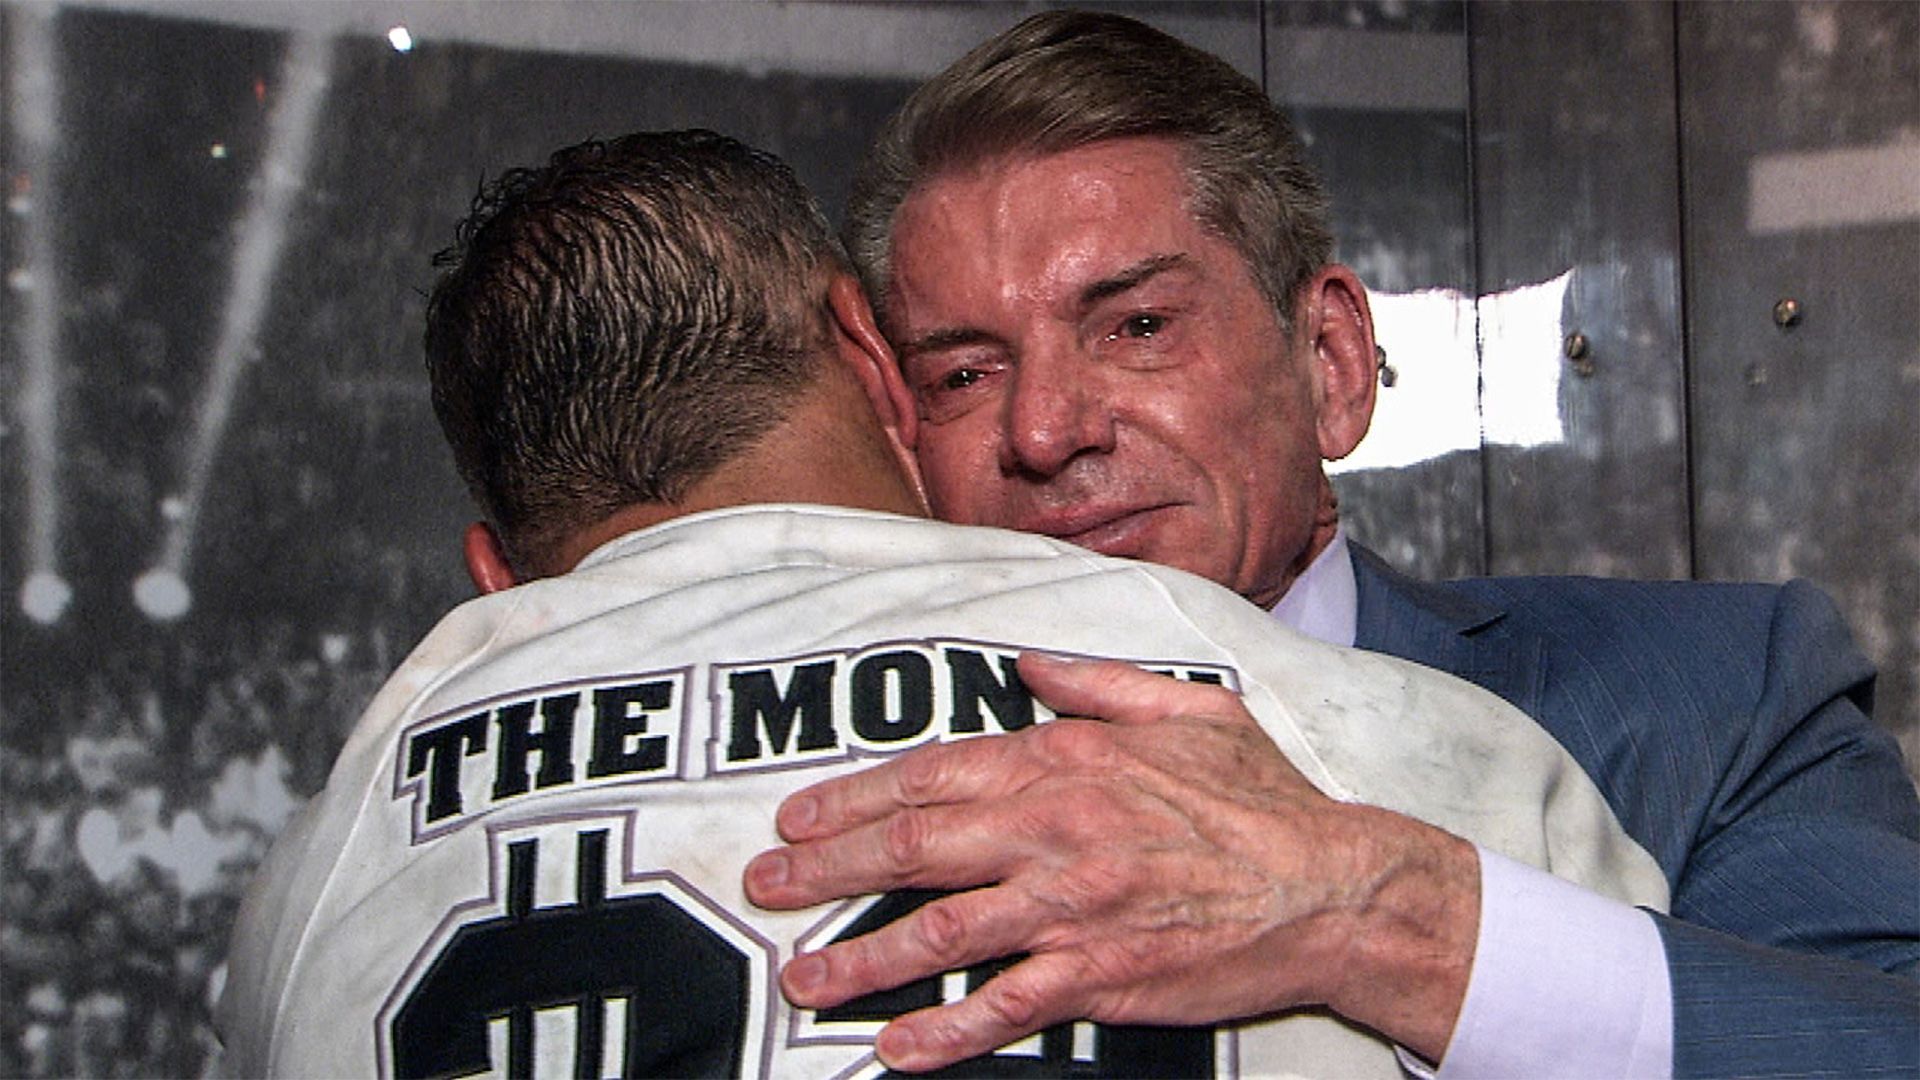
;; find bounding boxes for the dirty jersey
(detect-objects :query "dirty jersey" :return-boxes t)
[219,506,1668,1079]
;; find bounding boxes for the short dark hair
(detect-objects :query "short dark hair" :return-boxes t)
[845,9,1332,330]
[425,130,843,575]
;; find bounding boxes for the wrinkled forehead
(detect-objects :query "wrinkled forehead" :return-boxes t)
[905,133,1202,226]
[882,137,1209,296]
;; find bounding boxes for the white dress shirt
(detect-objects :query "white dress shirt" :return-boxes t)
[1274,530,1673,1079]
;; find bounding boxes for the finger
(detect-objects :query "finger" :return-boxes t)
[1016,652,1246,727]
[772,726,1054,843]
[779,886,1035,1010]
[745,797,1026,909]
[873,951,1093,1073]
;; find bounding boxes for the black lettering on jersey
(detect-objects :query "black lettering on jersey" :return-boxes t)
[588,681,674,777]
[389,827,756,1079]
[850,651,934,743]
[945,648,1034,734]
[726,661,838,762]
[406,712,488,824]
[710,643,1238,778]
[816,891,1216,1078]
[492,692,579,801]
[397,670,688,837]
[712,641,1049,775]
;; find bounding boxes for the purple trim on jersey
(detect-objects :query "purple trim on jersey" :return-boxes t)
[786,896,901,1050]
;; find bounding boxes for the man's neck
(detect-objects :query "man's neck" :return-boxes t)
[550,377,926,574]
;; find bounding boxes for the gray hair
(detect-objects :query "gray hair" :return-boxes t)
[844,9,1333,331]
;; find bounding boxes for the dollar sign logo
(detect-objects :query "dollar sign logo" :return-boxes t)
[384,816,770,1078]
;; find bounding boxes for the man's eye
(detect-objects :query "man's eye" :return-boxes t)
[1112,314,1165,340]
[941,368,985,391]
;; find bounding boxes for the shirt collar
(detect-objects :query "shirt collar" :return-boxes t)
[1270,527,1358,647]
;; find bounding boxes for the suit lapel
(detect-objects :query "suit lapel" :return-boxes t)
[1349,544,1549,721]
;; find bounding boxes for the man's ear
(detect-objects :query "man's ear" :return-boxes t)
[827,274,918,453]
[1296,264,1378,462]
[462,521,518,595]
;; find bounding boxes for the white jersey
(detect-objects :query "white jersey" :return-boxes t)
[220,506,1667,1079]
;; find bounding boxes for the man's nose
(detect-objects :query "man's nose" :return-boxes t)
[998,349,1117,477]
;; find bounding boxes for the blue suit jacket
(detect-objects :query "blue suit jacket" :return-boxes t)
[1350,545,1920,1078]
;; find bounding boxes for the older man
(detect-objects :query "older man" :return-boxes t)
[744,11,1920,1078]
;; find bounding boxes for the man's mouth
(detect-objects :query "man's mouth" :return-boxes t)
[1022,503,1174,557]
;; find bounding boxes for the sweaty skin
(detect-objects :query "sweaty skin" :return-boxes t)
[882,138,1374,609]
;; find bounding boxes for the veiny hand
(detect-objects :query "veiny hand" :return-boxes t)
[742,653,1481,1071]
